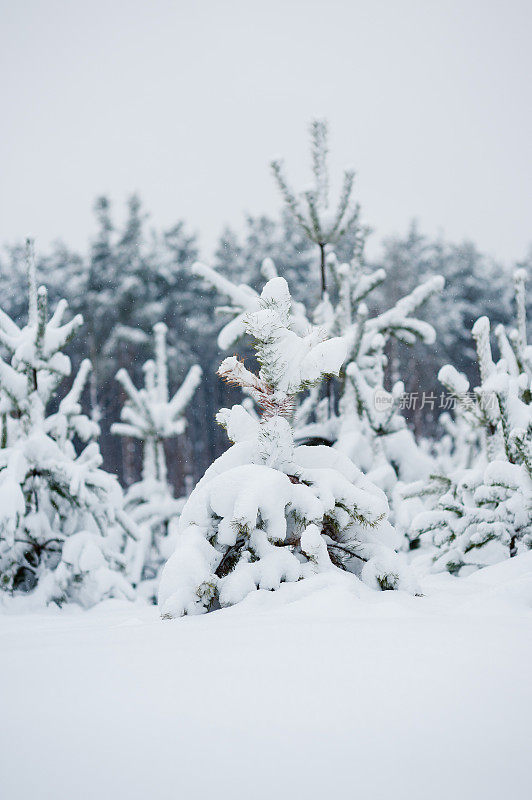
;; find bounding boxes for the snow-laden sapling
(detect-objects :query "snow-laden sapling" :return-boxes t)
[112,322,202,592]
[158,277,413,618]
[0,240,134,606]
[269,119,441,490]
[410,269,532,573]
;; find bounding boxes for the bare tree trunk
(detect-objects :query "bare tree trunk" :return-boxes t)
[319,242,334,416]
[319,242,327,295]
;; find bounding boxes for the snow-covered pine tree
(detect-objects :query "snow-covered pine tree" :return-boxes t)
[334,266,444,542]
[158,277,414,618]
[76,195,206,486]
[409,268,532,573]
[0,240,134,606]
[112,322,202,595]
[373,228,512,432]
[321,252,444,492]
[270,119,444,500]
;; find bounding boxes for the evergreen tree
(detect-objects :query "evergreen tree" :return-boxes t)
[112,322,202,596]
[373,227,512,437]
[78,195,207,487]
[326,252,444,492]
[0,241,134,606]
[409,269,532,573]
[267,119,444,505]
[158,277,414,618]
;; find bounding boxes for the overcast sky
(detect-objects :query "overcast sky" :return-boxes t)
[1,0,531,262]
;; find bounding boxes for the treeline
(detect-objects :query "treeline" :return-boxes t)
[0,195,528,492]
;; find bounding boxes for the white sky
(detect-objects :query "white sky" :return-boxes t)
[1,0,531,262]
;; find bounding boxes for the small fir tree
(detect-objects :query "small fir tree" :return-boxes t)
[299,252,444,492]
[265,120,443,504]
[409,269,532,573]
[0,240,134,606]
[112,322,202,592]
[158,277,414,618]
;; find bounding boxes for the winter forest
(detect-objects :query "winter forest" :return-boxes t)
[3,118,531,607]
[2,3,532,799]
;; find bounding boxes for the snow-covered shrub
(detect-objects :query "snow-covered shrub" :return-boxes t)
[158,277,414,618]
[0,240,134,606]
[409,269,532,573]
[112,322,202,596]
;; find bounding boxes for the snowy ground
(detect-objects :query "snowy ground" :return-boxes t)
[2,556,532,800]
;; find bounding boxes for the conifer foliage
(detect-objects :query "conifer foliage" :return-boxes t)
[271,119,365,293]
[410,269,532,573]
[112,322,202,591]
[158,277,413,618]
[0,241,133,605]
